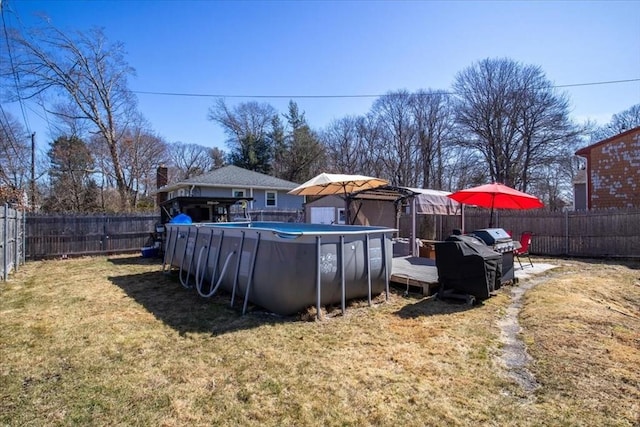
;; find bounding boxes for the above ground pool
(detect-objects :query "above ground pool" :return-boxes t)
[162,221,396,317]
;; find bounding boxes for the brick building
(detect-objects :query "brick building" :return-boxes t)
[574,126,640,210]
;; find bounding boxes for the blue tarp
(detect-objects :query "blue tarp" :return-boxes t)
[169,213,192,224]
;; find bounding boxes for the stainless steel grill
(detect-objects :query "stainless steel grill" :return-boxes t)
[471,228,521,284]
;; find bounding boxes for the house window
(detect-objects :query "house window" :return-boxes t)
[266,191,277,207]
[232,189,246,198]
[338,208,346,224]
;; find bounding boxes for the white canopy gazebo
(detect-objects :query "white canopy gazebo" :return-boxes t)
[349,186,463,257]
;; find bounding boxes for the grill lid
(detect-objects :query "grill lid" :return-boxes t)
[472,228,512,245]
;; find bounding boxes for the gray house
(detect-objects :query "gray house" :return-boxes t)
[157,165,304,223]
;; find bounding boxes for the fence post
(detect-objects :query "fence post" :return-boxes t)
[103,216,109,253]
[22,210,26,264]
[565,210,569,256]
[13,208,19,272]
[3,204,8,281]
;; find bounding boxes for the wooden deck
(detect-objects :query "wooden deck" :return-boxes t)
[390,256,440,296]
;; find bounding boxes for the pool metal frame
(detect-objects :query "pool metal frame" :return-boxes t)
[162,222,393,319]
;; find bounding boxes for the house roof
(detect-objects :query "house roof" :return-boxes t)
[575,126,640,156]
[159,165,301,192]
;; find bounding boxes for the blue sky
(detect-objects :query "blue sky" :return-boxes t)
[3,0,640,153]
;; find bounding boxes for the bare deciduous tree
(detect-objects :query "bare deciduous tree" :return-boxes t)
[5,23,139,210]
[119,124,169,208]
[322,116,364,173]
[87,118,167,210]
[453,58,580,192]
[355,113,386,179]
[169,142,214,180]
[591,103,640,141]
[371,90,417,186]
[529,145,580,211]
[410,90,456,189]
[440,146,487,191]
[0,110,30,191]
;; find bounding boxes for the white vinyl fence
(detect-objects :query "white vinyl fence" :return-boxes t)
[1,204,25,281]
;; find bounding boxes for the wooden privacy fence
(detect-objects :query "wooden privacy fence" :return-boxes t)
[25,214,160,260]
[1,204,25,280]
[20,208,640,260]
[23,209,301,260]
[400,207,640,258]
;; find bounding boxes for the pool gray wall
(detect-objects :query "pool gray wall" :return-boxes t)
[163,222,395,316]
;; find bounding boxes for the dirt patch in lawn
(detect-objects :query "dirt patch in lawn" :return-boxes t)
[497,275,544,394]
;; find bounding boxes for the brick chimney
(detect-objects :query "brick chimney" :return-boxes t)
[156,165,168,207]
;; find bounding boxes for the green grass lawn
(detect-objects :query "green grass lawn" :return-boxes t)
[1,255,638,426]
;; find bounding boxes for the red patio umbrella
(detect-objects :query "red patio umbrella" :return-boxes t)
[447,183,544,228]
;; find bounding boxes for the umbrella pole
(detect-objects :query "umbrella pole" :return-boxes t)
[462,205,465,234]
[489,196,495,228]
[343,185,351,225]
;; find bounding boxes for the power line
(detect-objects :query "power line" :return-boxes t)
[554,78,640,89]
[132,78,640,100]
[1,1,31,133]
[132,91,385,99]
